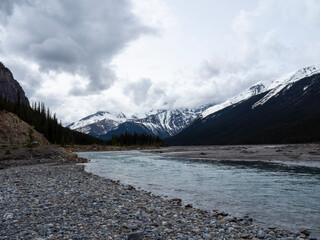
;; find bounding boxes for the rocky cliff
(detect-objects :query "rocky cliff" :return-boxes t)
[0,62,30,106]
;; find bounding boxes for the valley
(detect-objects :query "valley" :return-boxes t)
[1,1,320,239]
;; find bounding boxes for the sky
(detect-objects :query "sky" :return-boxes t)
[0,0,319,123]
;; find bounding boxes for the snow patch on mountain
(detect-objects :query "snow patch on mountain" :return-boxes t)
[67,111,134,130]
[67,105,212,138]
[137,107,209,137]
[201,82,265,118]
[252,65,320,108]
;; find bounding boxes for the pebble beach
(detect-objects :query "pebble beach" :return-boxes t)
[1,161,316,240]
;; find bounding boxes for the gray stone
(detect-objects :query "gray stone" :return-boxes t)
[241,234,250,239]
[127,231,142,240]
[202,233,212,239]
[223,216,234,222]
[257,230,266,239]
[0,162,300,240]
[3,213,13,219]
[264,234,275,240]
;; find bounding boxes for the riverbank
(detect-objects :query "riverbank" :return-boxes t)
[0,144,87,169]
[146,144,320,168]
[1,161,316,239]
[66,145,160,152]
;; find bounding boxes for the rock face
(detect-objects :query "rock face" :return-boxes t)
[0,110,48,145]
[0,62,30,106]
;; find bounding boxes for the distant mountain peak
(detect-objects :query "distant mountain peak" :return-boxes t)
[67,105,214,139]
[201,82,265,118]
[67,110,128,131]
[252,65,320,108]
[167,65,320,145]
[249,82,265,94]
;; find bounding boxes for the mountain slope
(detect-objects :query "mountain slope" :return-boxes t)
[67,111,131,137]
[68,105,212,139]
[0,62,106,146]
[0,110,49,145]
[167,67,320,145]
[253,65,320,108]
[136,106,210,138]
[98,122,155,140]
[201,82,265,118]
[0,62,30,106]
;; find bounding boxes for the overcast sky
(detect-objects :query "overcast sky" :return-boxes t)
[0,0,319,122]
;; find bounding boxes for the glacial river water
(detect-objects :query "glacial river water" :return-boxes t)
[78,150,320,237]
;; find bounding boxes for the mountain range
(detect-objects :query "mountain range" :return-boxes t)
[67,79,268,140]
[68,65,320,144]
[167,65,320,145]
[67,105,212,139]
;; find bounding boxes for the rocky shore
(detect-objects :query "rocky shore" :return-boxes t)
[0,145,87,169]
[1,161,316,240]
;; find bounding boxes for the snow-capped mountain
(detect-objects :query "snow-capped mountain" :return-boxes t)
[167,65,320,145]
[252,65,320,108]
[67,111,127,129]
[67,105,212,139]
[201,65,320,118]
[67,111,133,137]
[201,82,265,118]
[68,65,320,140]
[136,106,210,137]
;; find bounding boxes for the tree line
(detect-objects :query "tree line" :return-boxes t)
[0,95,165,146]
[107,132,165,146]
[0,95,105,145]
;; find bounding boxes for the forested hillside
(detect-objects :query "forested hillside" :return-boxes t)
[0,96,105,145]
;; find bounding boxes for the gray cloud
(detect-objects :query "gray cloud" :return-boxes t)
[0,0,24,17]
[125,78,152,105]
[0,0,154,95]
[0,0,15,15]
[0,0,18,23]
[196,0,320,104]
[306,0,320,27]
[199,60,221,80]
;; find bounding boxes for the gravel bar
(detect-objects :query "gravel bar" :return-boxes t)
[0,162,316,240]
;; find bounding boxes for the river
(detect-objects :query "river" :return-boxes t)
[77,150,320,237]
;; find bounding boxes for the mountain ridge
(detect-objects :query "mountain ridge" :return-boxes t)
[68,105,213,139]
[68,65,320,143]
[201,82,265,118]
[167,66,320,145]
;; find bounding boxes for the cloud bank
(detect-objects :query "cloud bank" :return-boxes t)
[0,0,319,122]
[0,0,153,95]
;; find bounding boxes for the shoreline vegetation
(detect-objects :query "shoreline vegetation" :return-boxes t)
[0,96,166,148]
[1,144,319,239]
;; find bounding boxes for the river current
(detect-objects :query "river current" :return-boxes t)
[77,150,320,237]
